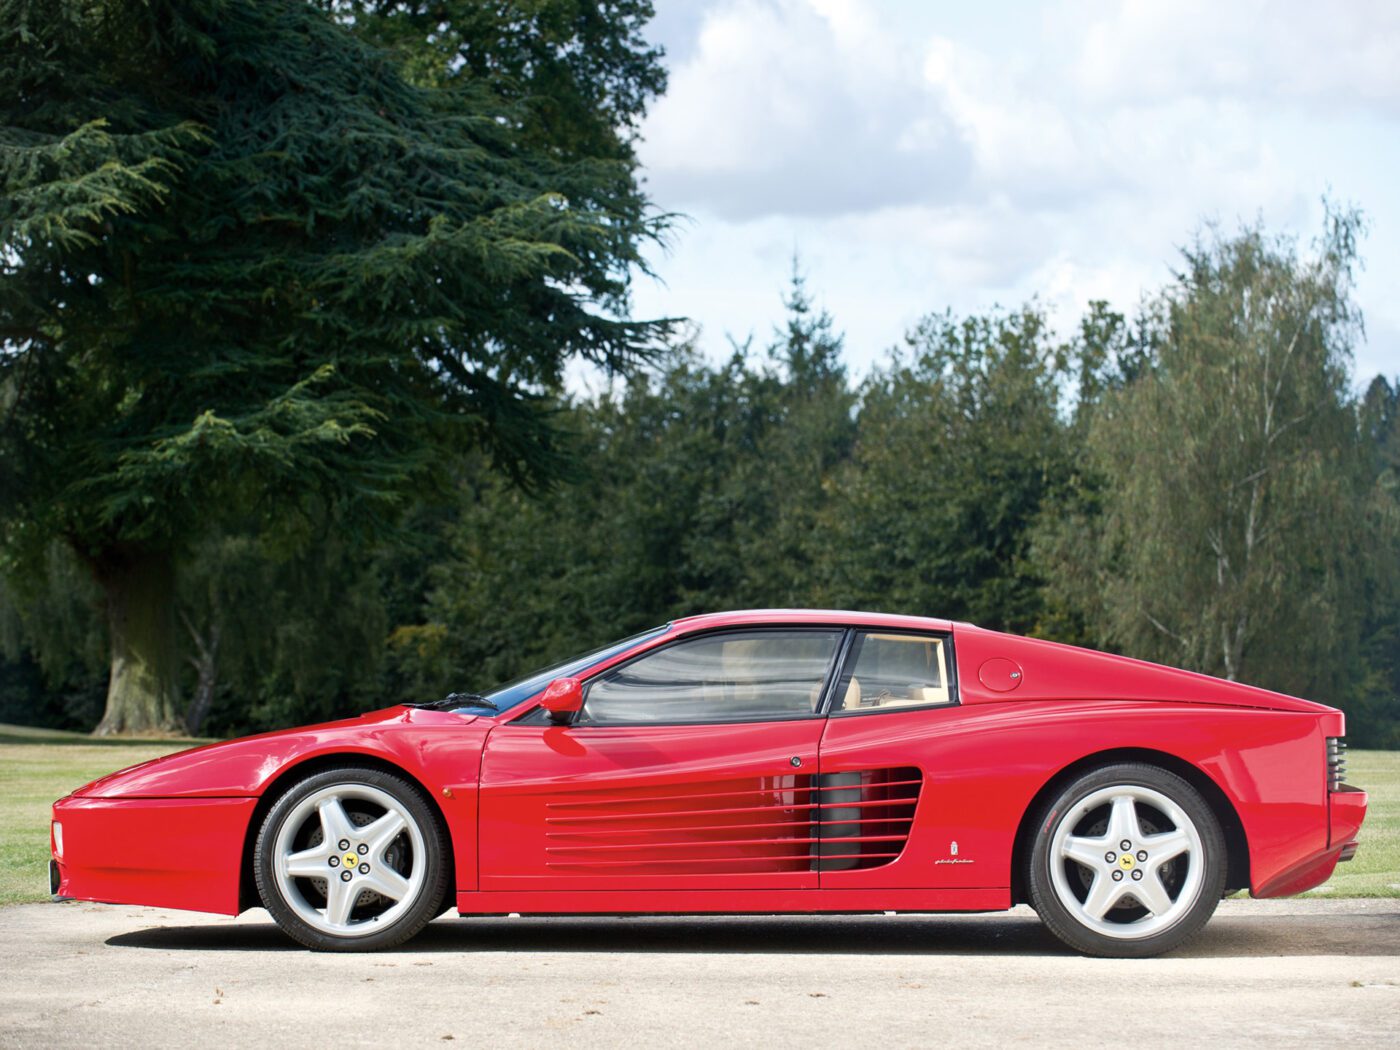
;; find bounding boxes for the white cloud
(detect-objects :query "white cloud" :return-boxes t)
[642,0,972,219]
[920,35,1091,203]
[1071,0,1400,116]
[633,0,1400,381]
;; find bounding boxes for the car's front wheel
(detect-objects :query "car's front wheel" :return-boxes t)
[1027,763,1226,957]
[253,766,448,951]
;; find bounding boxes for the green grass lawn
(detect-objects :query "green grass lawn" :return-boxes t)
[1,724,1396,906]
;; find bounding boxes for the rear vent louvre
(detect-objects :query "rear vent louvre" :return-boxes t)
[543,767,922,876]
[812,767,922,872]
[1327,737,1347,792]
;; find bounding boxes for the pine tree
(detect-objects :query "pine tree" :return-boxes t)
[0,0,667,732]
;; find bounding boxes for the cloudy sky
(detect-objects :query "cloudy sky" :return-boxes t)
[626,0,1400,385]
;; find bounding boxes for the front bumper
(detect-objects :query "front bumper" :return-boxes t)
[51,794,257,915]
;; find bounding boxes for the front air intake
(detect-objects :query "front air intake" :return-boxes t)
[1326,737,1347,792]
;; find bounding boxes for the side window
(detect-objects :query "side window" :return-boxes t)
[833,632,952,713]
[580,629,842,725]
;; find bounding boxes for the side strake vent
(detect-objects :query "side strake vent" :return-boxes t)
[543,767,922,876]
[1327,737,1347,792]
[811,768,922,872]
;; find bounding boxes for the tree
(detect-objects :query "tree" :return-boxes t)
[722,265,856,607]
[1347,376,1400,745]
[1058,213,1380,701]
[1030,301,1153,646]
[0,0,667,732]
[823,306,1075,632]
[0,543,108,729]
[383,271,859,695]
[165,529,388,736]
[327,2,665,157]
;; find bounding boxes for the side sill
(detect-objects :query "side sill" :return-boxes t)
[455,887,1009,915]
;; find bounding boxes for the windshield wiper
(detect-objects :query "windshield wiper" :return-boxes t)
[405,692,498,712]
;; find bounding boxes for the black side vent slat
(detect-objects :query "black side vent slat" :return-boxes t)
[1327,737,1347,793]
[811,767,922,872]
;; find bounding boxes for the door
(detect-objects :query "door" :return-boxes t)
[816,630,959,889]
[478,628,842,892]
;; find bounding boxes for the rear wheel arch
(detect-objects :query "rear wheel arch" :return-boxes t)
[1009,747,1249,905]
[237,752,455,915]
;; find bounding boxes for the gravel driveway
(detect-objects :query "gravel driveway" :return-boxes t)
[2,898,1397,1047]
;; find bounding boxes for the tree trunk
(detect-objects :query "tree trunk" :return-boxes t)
[180,606,220,737]
[91,546,181,736]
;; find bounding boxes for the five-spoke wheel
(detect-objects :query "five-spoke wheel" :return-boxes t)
[254,767,448,950]
[1028,763,1226,957]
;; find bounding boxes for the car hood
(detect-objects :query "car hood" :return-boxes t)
[71,706,477,799]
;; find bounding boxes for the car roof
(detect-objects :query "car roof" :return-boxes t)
[668,609,957,634]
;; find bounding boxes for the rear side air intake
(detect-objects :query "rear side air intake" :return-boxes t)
[811,767,922,872]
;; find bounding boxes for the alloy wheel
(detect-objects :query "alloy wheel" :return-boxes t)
[1048,783,1204,939]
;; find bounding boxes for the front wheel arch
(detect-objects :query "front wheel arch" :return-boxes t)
[238,752,455,915]
[1009,747,1249,905]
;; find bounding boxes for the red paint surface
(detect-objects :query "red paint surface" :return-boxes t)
[538,676,584,717]
[51,796,255,914]
[977,657,1023,692]
[1329,787,1367,850]
[954,623,1341,717]
[52,609,1366,921]
[478,720,824,890]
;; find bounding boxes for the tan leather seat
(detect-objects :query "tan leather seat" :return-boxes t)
[842,676,862,710]
[909,683,949,706]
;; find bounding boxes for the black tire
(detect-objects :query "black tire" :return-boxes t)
[1027,762,1226,958]
[253,766,449,951]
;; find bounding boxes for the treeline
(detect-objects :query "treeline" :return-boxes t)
[4,216,1398,745]
[3,4,1397,746]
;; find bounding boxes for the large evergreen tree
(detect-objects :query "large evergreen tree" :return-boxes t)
[0,0,667,732]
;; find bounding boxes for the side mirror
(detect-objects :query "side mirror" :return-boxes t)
[538,676,584,724]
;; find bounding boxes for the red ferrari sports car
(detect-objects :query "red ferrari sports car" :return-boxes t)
[50,610,1367,956]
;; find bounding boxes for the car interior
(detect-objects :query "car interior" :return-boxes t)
[581,629,950,723]
[839,633,950,710]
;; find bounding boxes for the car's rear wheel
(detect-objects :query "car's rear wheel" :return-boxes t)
[254,766,448,951]
[1027,763,1226,957]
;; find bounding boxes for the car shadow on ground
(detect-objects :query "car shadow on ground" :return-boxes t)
[104,910,1400,958]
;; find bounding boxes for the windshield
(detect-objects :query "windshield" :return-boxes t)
[466,625,670,715]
